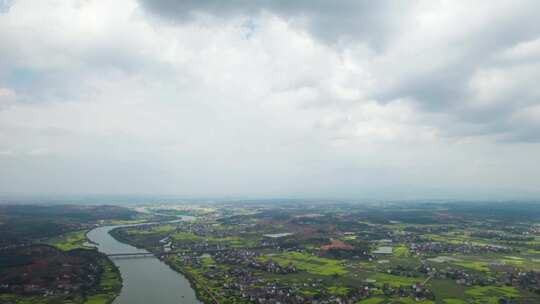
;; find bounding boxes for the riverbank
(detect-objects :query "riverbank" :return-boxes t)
[163,257,218,304]
[108,225,212,303]
[108,226,214,304]
[45,228,123,303]
[81,252,122,304]
[88,224,200,304]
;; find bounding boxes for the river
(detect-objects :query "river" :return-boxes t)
[87,223,201,304]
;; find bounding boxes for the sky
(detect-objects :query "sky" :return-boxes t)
[1,0,540,200]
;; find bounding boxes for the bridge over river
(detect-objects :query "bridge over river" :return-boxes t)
[107,252,156,259]
[87,224,201,304]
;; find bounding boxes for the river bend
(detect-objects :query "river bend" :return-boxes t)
[87,224,200,304]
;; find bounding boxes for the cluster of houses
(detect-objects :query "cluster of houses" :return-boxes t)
[409,241,513,255]
[128,211,540,303]
[169,240,440,304]
[214,264,434,304]
[506,271,540,294]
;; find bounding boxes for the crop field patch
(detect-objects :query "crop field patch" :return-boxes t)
[259,252,348,275]
[369,273,423,287]
[46,230,93,251]
[393,246,411,257]
[465,286,520,303]
[453,261,490,272]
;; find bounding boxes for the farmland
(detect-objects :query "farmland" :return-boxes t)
[112,201,540,304]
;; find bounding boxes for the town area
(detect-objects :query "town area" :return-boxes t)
[111,201,540,304]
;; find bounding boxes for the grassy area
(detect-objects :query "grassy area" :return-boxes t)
[393,246,411,257]
[84,257,122,304]
[355,296,435,304]
[127,224,177,235]
[201,255,216,266]
[443,299,466,304]
[258,252,348,276]
[171,231,258,247]
[170,231,201,241]
[84,294,114,304]
[357,297,385,304]
[465,286,519,303]
[453,261,490,272]
[46,230,93,251]
[0,294,43,304]
[327,286,350,295]
[424,234,493,247]
[369,273,422,288]
[394,298,435,304]
[105,219,148,225]
[429,279,466,301]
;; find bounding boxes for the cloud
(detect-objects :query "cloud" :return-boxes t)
[0,0,539,198]
[136,0,540,142]
[0,0,14,13]
[138,0,413,49]
[0,87,16,100]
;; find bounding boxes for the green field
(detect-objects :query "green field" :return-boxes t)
[328,286,350,295]
[429,279,466,301]
[464,286,519,303]
[453,261,490,273]
[127,224,177,235]
[393,246,411,257]
[357,297,385,304]
[356,297,435,304]
[171,231,257,247]
[259,252,348,275]
[442,299,466,304]
[84,257,122,304]
[46,230,94,251]
[370,273,422,288]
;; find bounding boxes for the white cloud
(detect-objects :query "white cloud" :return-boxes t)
[0,0,539,198]
[0,87,16,110]
[501,36,540,62]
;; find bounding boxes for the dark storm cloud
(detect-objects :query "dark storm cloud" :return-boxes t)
[138,0,411,49]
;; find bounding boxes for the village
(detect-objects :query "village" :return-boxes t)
[112,203,540,304]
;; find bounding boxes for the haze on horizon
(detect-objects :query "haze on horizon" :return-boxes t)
[1,0,540,200]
